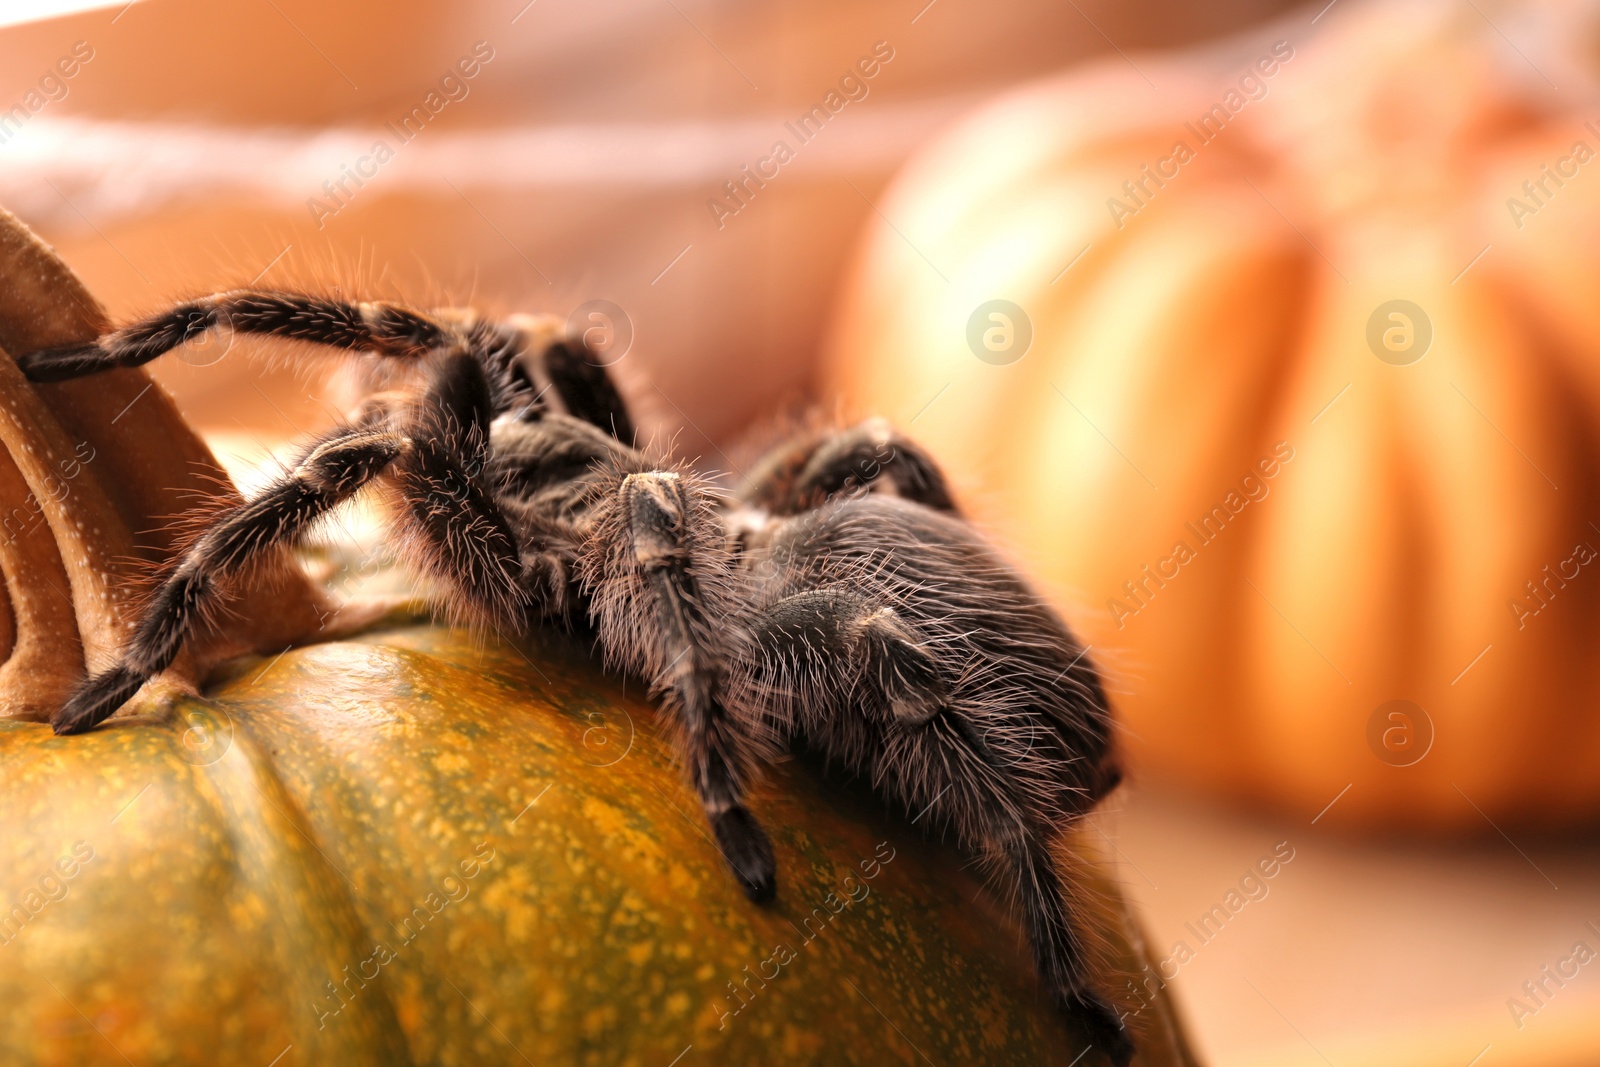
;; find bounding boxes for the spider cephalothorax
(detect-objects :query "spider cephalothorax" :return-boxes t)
[18,288,1133,1065]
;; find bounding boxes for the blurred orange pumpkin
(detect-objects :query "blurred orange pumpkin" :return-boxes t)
[823,1,1600,830]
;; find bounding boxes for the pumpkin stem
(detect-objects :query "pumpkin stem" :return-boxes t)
[0,206,333,721]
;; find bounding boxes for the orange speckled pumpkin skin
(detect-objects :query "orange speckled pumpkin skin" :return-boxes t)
[0,618,1195,1066]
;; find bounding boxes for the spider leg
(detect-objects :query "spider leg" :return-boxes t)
[52,425,406,734]
[1003,828,1134,1067]
[746,586,1129,1063]
[938,710,1132,1063]
[929,715,1132,1064]
[492,497,584,623]
[587,470,776,902]
[18,290,453,382]
[739,418,957,515]
[749,588,947,727]
[389,351,534,626]
[541,338,634,444]
[803,419,955,510]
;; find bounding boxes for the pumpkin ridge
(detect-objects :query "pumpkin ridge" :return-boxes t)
[182,693,419,1063]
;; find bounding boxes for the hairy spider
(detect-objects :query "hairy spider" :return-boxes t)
[18,289,1132,1064]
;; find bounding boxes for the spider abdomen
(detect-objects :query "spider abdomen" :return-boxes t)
[728,489,1131,1059]
[737,494,1117,836]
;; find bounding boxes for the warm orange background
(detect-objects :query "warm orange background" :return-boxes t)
[3,2,1598,1065]
[0,0,1291,460]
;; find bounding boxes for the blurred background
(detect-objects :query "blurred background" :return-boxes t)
[4,0,1600,1063]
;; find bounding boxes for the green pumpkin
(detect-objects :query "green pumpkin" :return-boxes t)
[0,616,1198,1066]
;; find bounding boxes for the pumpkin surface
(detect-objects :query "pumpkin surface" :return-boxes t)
[823,1,1600,829]
[0,616,1197,1066]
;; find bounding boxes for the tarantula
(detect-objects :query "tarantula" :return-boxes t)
[18,289,1133,1064]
